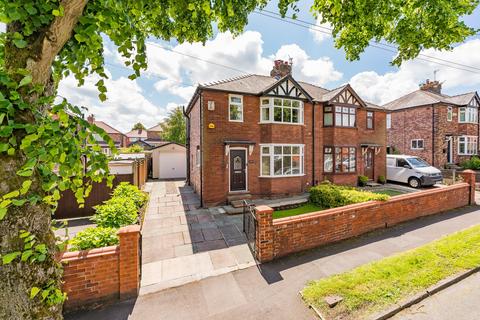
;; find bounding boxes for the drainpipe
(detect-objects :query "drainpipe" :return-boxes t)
[183,106,190,185]
[432,104,435,166]
[312,101,316,186]
[199,92,204,207]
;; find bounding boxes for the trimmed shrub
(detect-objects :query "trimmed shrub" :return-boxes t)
[69,227,119,251]
[112,182,148,208]
[378,175,386,184]
[358,175,369,186]
[310,184,389,209]
[92,196,138,228]
[460,156,480,170]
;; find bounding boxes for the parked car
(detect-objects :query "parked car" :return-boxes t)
[386,155,443,188]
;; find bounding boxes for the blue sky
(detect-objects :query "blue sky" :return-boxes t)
[58,1,480,132]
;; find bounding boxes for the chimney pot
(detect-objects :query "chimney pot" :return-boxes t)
[270,60,292,78]
[87,114,95,124]
[420,79,442,94]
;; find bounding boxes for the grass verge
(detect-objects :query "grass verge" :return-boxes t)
[273,203,322,219]
[302,224,480,319]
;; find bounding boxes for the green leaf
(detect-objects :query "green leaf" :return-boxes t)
[52,9,61,16]
[2,251,21,264]
[0,207,7,220]
[20,180,32,195]
[3,190,20,199]
[18,75,32,87]
[12,39,27,48]
[12,199,27,206]
[30,287,40,299]
[7,148,15,156]
[0,143,8,152]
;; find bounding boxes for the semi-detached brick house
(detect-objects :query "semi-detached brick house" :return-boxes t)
[185,60,387,207]
[384,80,480,168]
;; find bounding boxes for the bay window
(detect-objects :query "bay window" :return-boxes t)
[323,105,356,127]
[459,107,478,124]
[260,97,303,124]
[260,144,304,177]
[458,136,478,155]
[324,147,356,173]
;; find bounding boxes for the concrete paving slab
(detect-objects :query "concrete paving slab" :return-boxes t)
[209,248,237,270]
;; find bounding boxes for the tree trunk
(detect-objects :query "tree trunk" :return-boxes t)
[0,1,88,318]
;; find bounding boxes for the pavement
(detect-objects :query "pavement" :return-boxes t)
[392,272,480,320]
[66,201,480,320]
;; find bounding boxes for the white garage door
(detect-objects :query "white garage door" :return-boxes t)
[158,151,186,179]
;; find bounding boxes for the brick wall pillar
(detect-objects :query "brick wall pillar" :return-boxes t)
[460,169,476,205]
[255,205,274,262]
[118,225,141,299]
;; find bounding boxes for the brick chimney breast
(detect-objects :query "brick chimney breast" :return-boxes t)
[270,60,292,79]
[420,79,442,94]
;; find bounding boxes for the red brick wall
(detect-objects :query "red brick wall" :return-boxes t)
[60,225,141,311]
[188,89,387,206]
[255,171,474,262]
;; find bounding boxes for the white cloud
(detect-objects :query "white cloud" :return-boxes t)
[309,16,332,44]
[58,70,168,132]
[349,39,480,105]
[144,31,342,102]
[273,44,342,85]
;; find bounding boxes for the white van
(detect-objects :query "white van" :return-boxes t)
[386,155,443,188]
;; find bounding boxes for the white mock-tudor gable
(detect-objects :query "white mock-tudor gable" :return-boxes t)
[262,76,310,100]
[332,88,362,106]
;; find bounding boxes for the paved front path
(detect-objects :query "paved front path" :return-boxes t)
[392,272,480,320]
[141,180,255,294]
[67,204,480,320]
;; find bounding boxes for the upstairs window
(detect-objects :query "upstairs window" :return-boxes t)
[324,105,356,127]
[459,107,477,124]
[260,97,303,124]
[386,113,392,129]
[458,136,478,155]
[410,139,424,150]
[366,111,374,129]
[229,95,243,122]
[447,106,453,121]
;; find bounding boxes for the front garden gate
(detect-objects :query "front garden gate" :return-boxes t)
[242,200,257,257]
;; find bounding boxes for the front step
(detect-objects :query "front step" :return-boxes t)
[227,193,252,207]
[365,181,382,187]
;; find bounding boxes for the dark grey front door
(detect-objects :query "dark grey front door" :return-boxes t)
[230,149,246,191]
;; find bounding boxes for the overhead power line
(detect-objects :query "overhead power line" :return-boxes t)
[255,9,480,74]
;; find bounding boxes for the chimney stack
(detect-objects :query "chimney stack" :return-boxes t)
[420,79,442,94]
[87,114,95,124]
[270,60,292,79]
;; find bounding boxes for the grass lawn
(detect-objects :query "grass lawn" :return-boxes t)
[372,189,405,197]
[302,224,480,319]
[273,203,322,219]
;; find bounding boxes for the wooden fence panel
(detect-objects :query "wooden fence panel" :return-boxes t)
[55,174,133,219]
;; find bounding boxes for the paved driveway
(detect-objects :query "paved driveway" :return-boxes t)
[141,180,255,294]
[67,203,480,320]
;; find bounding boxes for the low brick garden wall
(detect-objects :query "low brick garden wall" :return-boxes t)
[255,170,476,262]
[60,225,141,311]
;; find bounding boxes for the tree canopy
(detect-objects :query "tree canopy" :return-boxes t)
[132,122,146,131]
[161,107,186,145]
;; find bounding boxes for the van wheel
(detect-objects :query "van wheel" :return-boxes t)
[408,177,421,188]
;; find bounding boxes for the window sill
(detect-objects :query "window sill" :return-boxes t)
[229,120,244,123]
[323,172,357,175]
[323,126,358,129]
[259,174,306,178]
[410,148,425,151]
[258,122,305,126]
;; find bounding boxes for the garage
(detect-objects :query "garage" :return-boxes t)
[151,142,187,179]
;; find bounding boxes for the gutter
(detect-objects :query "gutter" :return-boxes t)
[183,106,190,185]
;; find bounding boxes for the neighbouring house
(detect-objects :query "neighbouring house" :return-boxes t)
[384,79,480,168]
[151,142,187,179]
[126,124,166,149]
[87,115,128,155]
[185,60,387,207]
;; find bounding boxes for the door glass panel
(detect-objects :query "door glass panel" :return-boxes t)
[233,156,242,170]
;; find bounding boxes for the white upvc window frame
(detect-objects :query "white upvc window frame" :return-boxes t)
[410,139,424,150]
[386,113,392,129]
[259,97,304,125]
[259,144,305,177]
[447,106,453,121]
[228,94,243,122]
[458,135,478,155]
[459,107,478,124]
